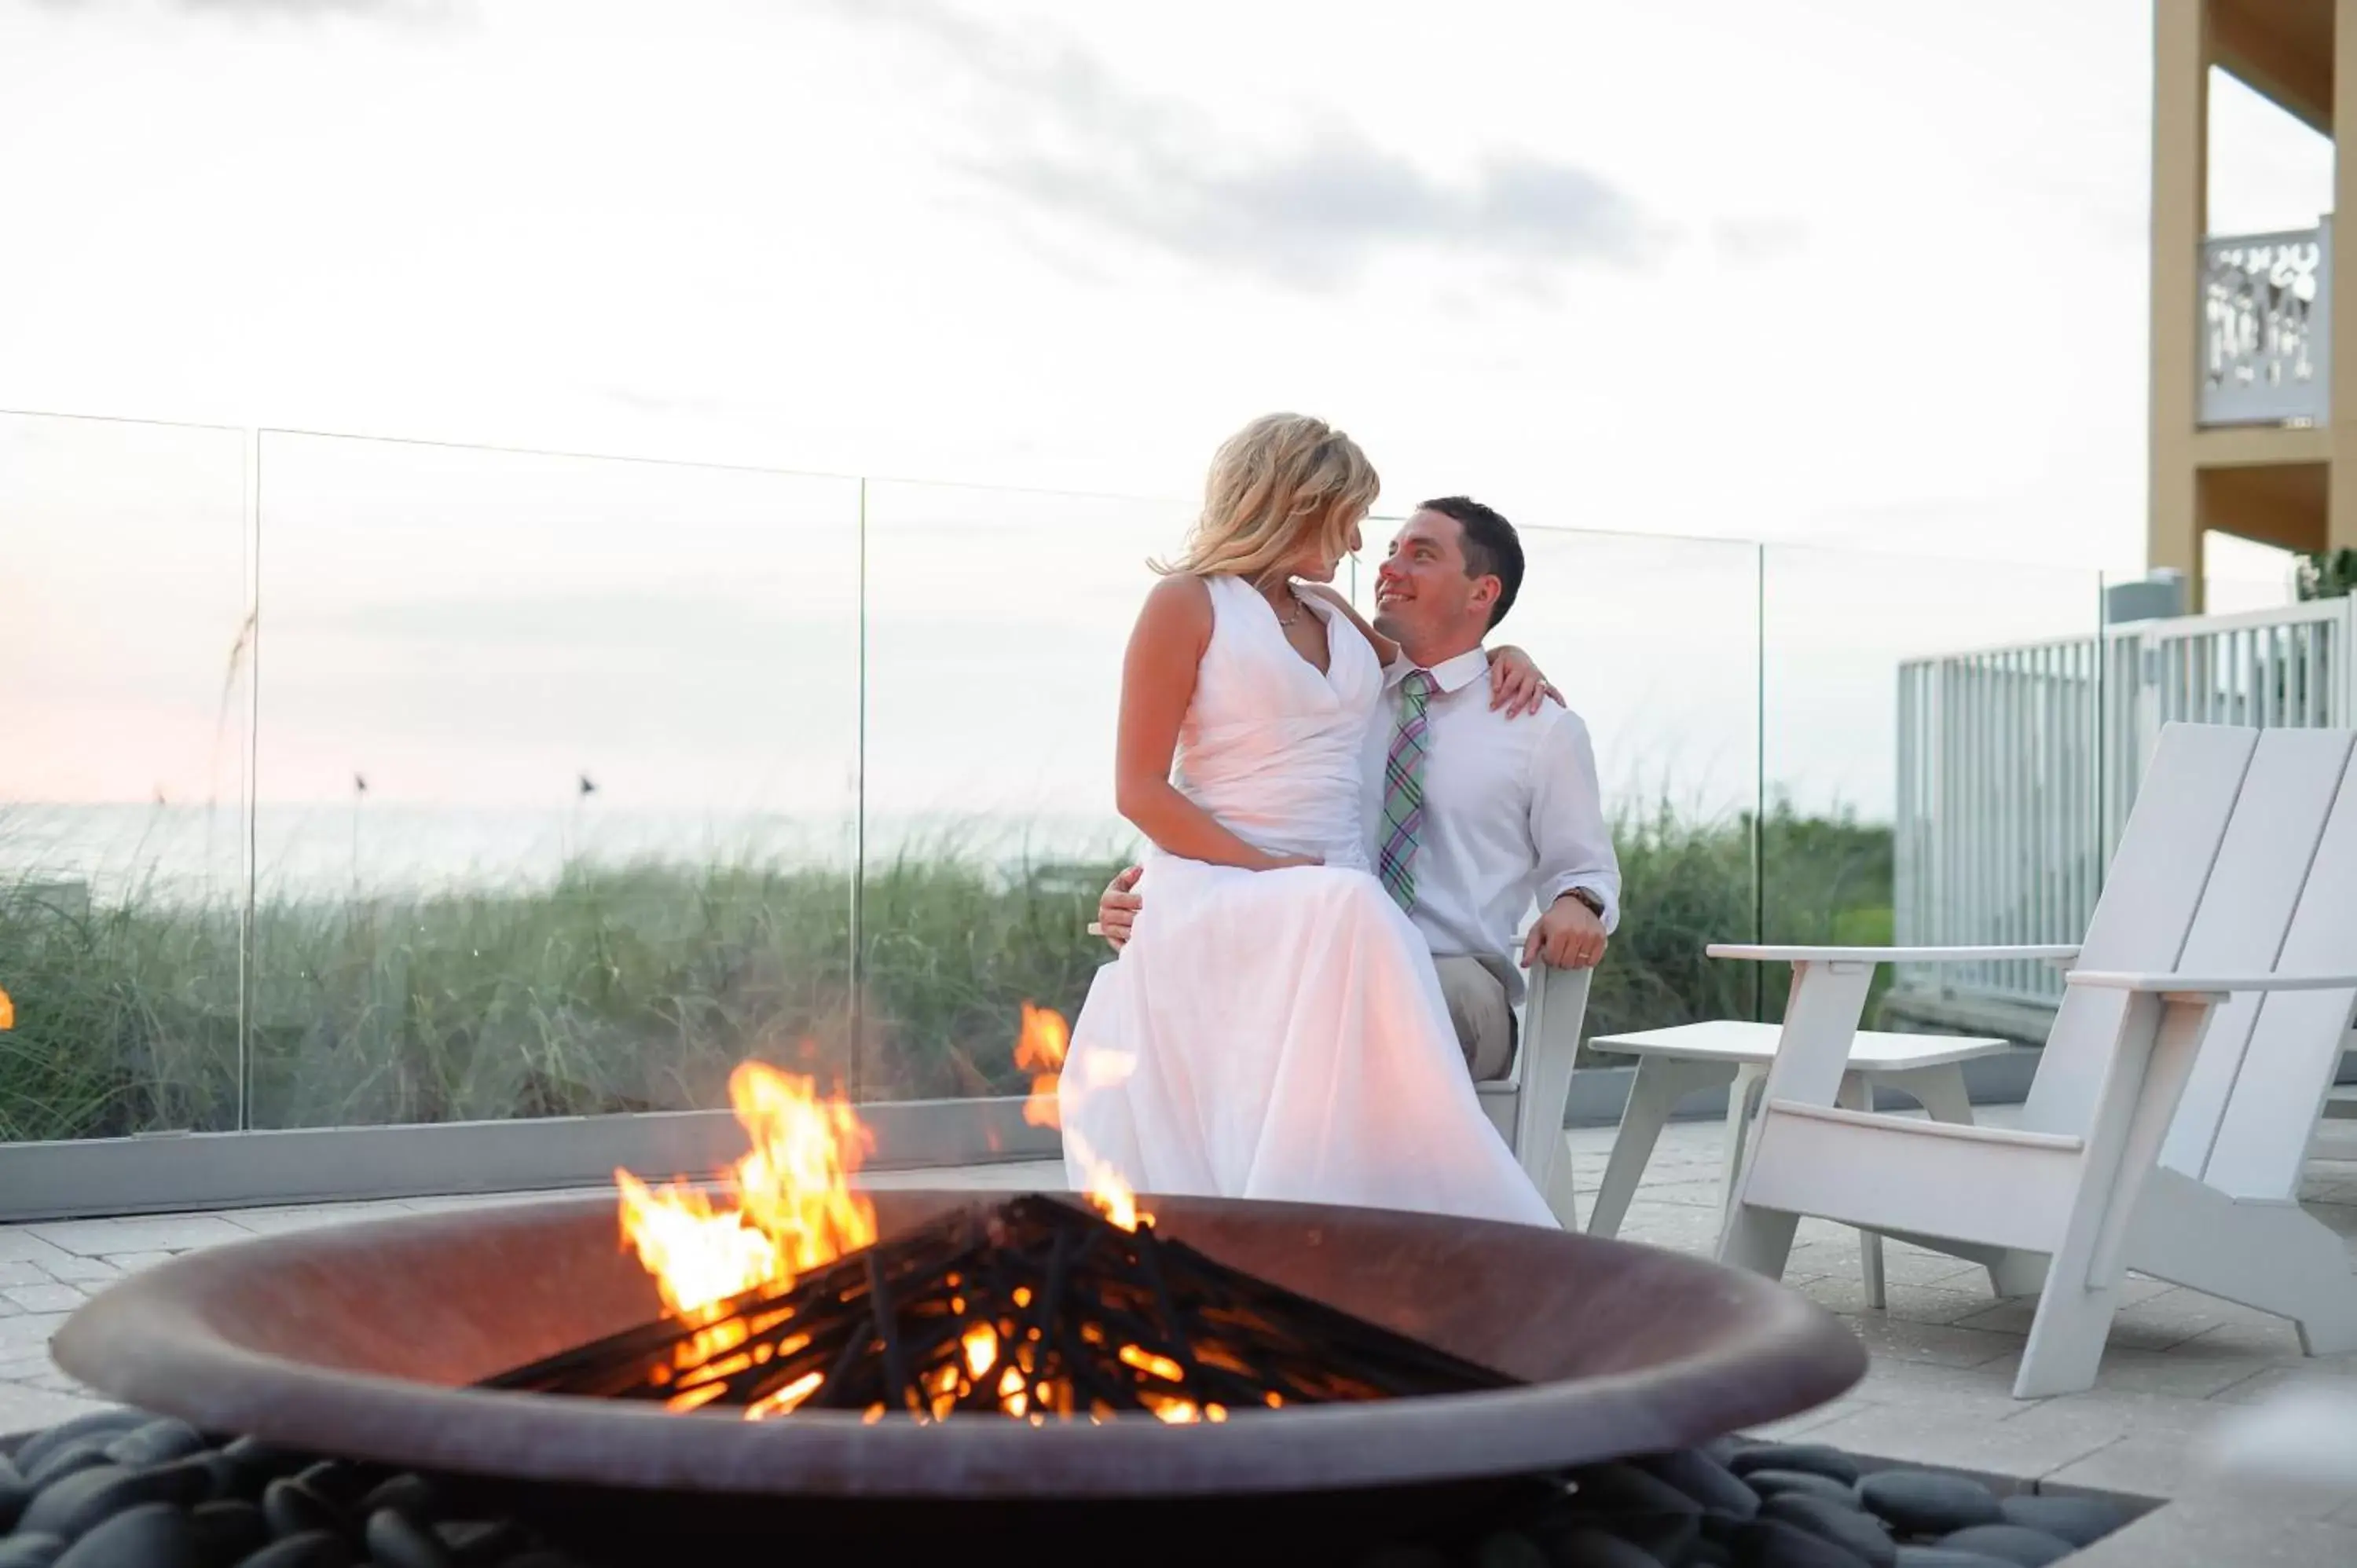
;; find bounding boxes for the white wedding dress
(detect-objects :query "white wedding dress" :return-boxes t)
[1058,574,1556,1228]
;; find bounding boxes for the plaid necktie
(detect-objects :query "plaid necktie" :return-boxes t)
[1378,669,1436,911]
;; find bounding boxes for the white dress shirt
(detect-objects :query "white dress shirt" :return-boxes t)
[1360,647,1622,1002]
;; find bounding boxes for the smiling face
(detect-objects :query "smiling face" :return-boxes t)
[1373,508,1500,660]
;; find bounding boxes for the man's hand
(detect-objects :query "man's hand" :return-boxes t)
[1520,892,1607,969]
[1091,866,1144,951]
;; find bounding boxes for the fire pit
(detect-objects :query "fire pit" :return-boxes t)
[47,1046,1868,1562]
[50,1186,1864,1560]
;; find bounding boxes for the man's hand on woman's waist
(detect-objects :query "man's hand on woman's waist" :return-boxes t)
[1091,866,1145,950]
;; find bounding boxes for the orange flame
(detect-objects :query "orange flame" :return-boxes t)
[616,1061,877,1318]
[1015,1002,1068,1128]
[0,985,13,1031]
[619,1006,1153,1337]
[608,1027,1220,1427]
[1080,1158,1143,1233]
[1015,1003,1148,1232]
[962,1321,999,1378]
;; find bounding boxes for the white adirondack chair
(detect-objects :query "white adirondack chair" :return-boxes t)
[1475,962,1593,1226]
[1711,724,2357,1398]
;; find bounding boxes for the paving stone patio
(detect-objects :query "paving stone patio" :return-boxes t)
[5,1112,2355,1563]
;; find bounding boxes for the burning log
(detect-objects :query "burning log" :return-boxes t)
[556,1009,1512,1423]
[484,1195,1517,1422]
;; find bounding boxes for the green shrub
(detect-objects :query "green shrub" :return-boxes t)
[0,801,1895,1141]
[2297,548,2357,602]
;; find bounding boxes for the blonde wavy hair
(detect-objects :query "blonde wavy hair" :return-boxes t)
[1156,413,1380,583]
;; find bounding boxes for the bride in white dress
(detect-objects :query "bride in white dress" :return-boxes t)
[1058,414,1559,1229]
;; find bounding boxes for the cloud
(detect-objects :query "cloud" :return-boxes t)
[828,0,1662,289]
[1710,215,1809,266]
[984,130,1655,290]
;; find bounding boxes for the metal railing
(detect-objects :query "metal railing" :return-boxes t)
[2201,220,2331,427]
[1897,598,2355,1009]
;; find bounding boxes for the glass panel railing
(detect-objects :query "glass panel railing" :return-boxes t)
[856,480,1162,1101]
[1509,526,1763,1044]
[247,432,860,1127]
[1,402,2170,1172]
[0,412,253,1140]
[1762,544,2108,1031]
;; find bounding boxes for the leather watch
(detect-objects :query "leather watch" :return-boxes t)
[1566,887,1605,918]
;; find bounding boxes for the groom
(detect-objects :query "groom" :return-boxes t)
[1094,495,1620,1083]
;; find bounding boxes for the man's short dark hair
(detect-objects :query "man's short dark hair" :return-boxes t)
[1418,496,1523,630]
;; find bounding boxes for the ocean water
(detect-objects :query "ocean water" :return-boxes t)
[0,802,1139,907]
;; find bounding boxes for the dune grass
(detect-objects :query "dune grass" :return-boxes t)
[0,800,1893,1142]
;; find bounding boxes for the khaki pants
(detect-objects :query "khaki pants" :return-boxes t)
[1434,954,1517,1083]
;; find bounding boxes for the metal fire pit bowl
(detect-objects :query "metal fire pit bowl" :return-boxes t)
[52,1191,1864,1559]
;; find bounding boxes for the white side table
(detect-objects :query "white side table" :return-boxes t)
[1583,1020,2014,1306]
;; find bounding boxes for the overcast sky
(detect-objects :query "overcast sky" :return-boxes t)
[0,0,2338,825]
[3,0,2333,560]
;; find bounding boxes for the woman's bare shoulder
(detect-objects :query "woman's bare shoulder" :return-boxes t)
[1146,572,1216,605]
[1138,572,1215,622]
[1127,573,1216,650]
